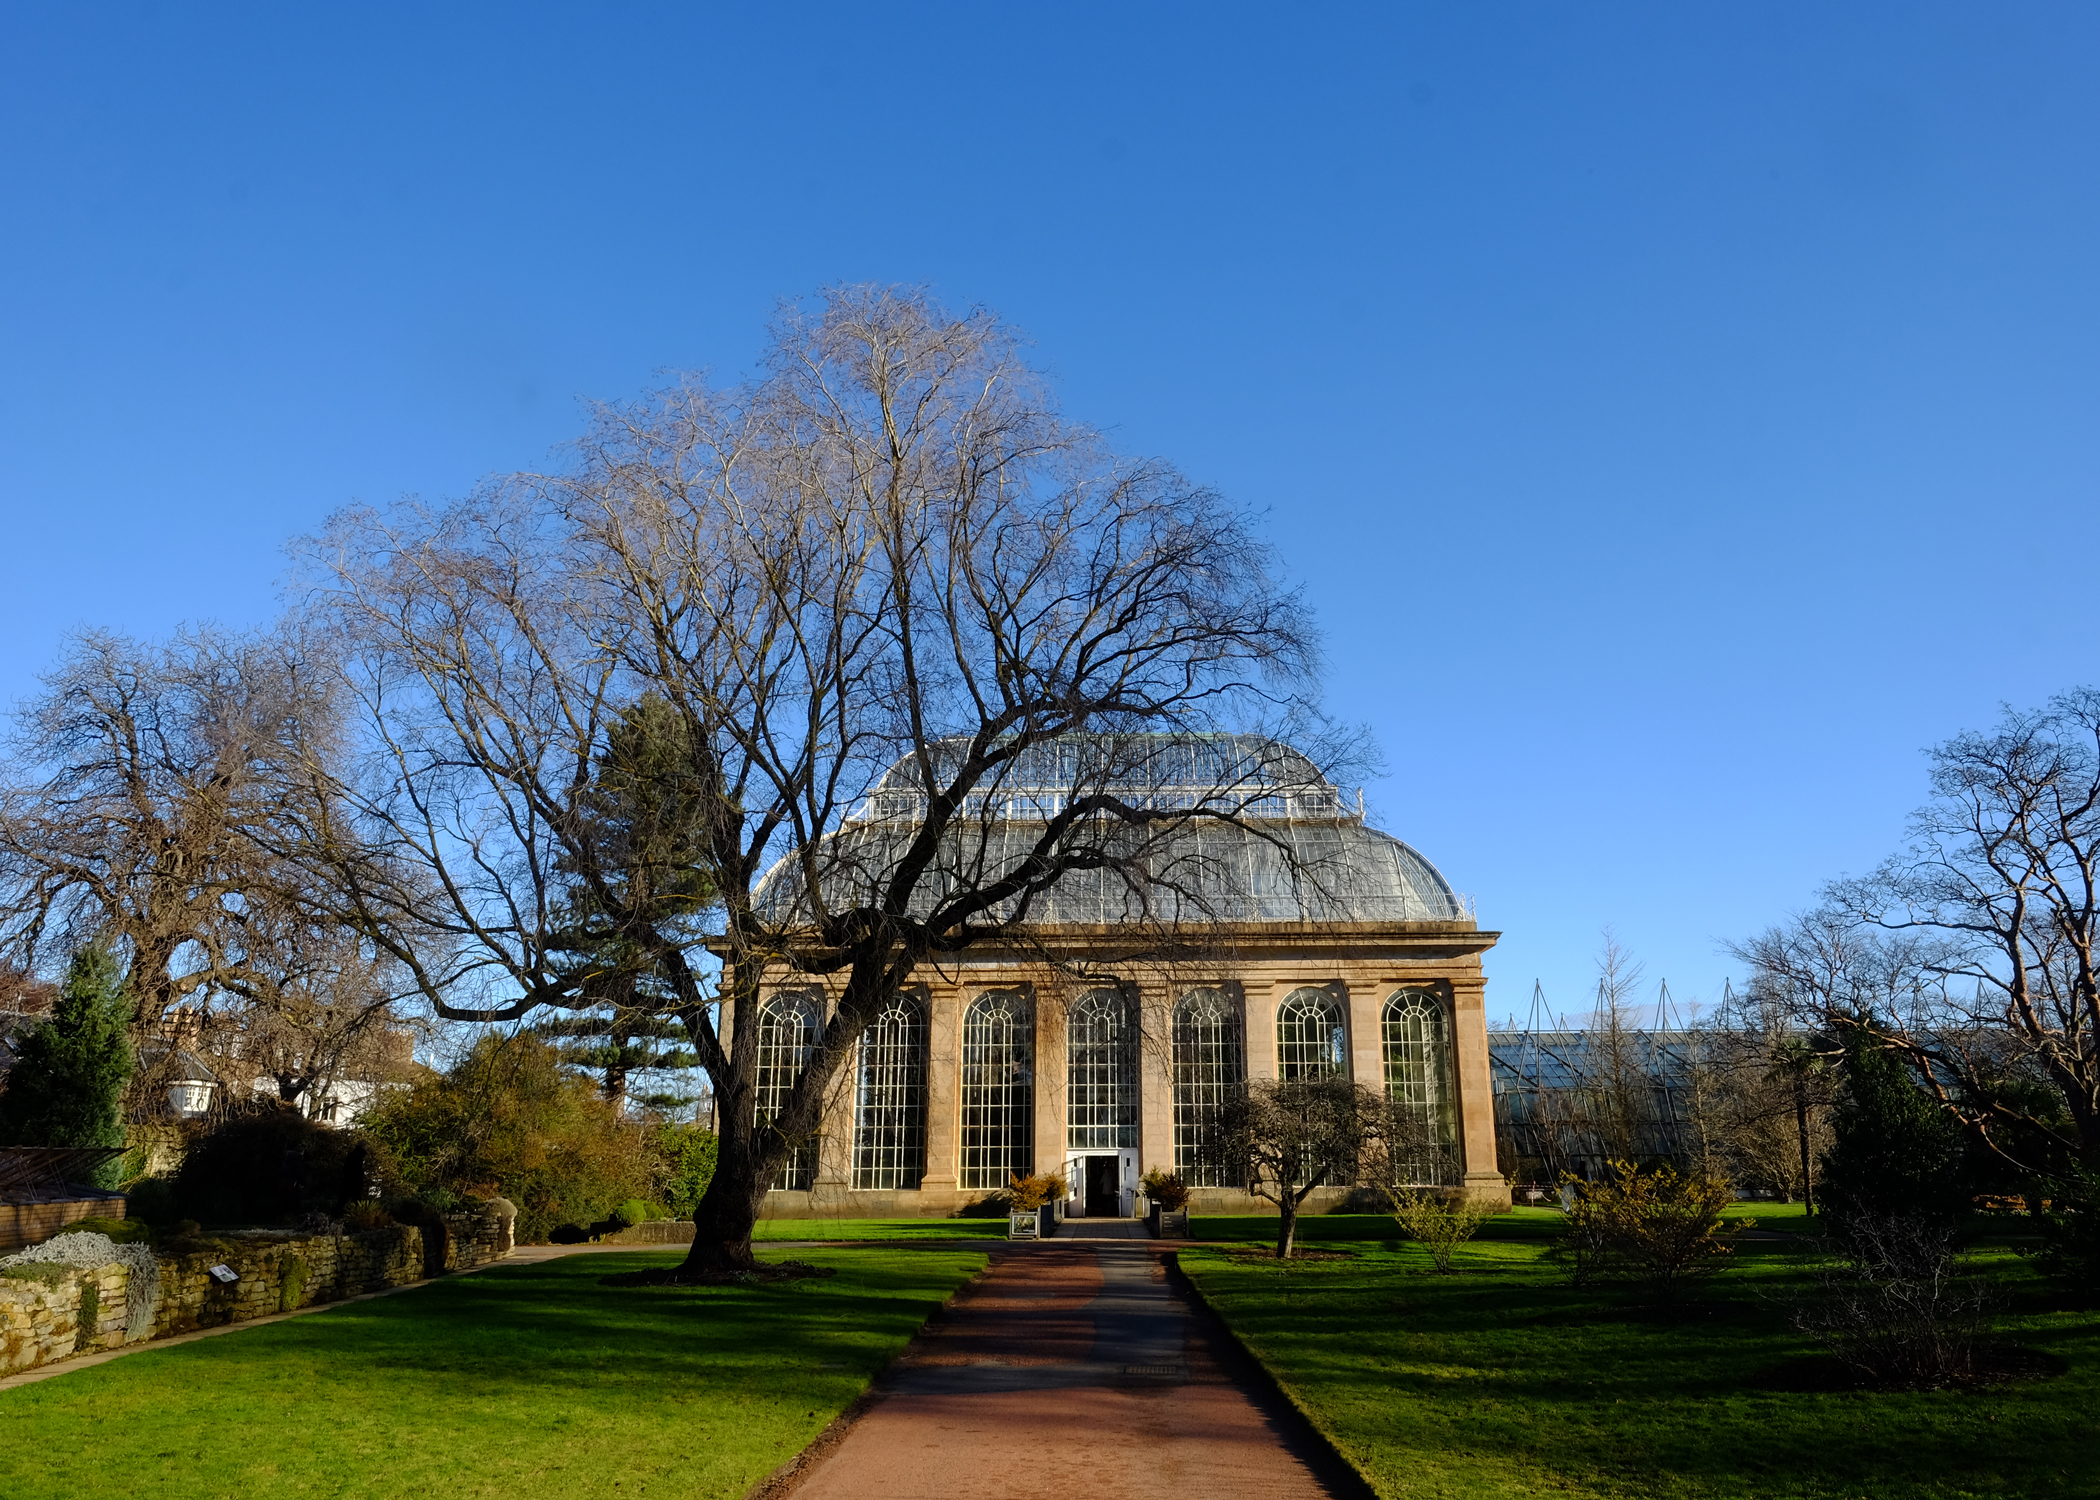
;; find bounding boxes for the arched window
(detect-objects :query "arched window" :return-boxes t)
[1275,987,1348,1079]
[1173,987,1245,1184]
[853,992,927,1191]
[1067,987,1138,1150]
[960,990,1034,1188]
[1382,987,1457,1184]
[756,991,821,1191]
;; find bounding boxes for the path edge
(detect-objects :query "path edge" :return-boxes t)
[1165,1250,1380,1500]
[742,1249,1001,1500]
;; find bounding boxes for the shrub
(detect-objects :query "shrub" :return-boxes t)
[1792,1210,1995,1387]
[279,1254,309,1313]
[173,1108,372,1224]
[651,1123,717,1218]
[0,1263,71,1288]
[75,1279,99,1350]
[63,1216,155,1245]
[1140,1169,1191,1212]
[1386,1188,1497,1273]
[1556,1160,1741,1296]
[616,1198,665,1227]
[341,1199,395,1232]
[123,1176,178,1224]
[1006,1172,1068,1213]
[359,1034,658,1243]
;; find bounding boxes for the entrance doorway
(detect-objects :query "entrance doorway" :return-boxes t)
[1082,1154,1121,1217]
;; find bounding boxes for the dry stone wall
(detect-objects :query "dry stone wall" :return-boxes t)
[0,1199,517,1379]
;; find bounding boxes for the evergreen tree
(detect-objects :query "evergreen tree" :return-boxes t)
[0,947,134,1187]
[1819,1021,1965,1236]
[538,696,715,1105]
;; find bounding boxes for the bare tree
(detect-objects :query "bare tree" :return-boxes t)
[1199,1077,1379,1259]
[1820,691,2100,1169]
[0,626,421,1124]
[299,286,1335,1270]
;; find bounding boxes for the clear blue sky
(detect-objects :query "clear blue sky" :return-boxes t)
[3,5,2095,1023]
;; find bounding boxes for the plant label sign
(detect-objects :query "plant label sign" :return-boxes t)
[207,1264,240,1284]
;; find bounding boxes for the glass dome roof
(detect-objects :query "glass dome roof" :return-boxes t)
[758,734,1465,926]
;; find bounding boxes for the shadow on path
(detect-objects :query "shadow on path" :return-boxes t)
[781,1242,1370,1500]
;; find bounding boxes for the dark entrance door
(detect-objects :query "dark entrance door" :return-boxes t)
[1084,1155,1120,1217]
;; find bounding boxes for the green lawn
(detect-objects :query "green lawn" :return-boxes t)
[752,1216,1009,1241]
[0,1245,985,1500]
[1180,1234,2096,1499]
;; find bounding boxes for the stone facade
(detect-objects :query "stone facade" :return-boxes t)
[0,1200,518,1379]
[740,918,1509,1221]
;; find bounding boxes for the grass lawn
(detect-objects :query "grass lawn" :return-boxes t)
[1180,1233,2097,1499]
[751,1217,1008,1241]
[0,1244,985,1500]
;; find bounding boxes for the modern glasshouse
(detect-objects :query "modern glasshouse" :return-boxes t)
[729,734,1508,1219]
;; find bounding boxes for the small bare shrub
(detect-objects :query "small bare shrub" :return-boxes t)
[1793,1211,1995,1388]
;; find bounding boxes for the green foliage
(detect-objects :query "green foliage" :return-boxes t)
[538,696,719,1103]
[61,1216,154,1244]
[340,1198,395,1231]
[1385,1188,1498,1272]
[615,1198,665,1227]
[650,1122,717,1218]
[278,1254,308,1313]
[122,1176,177,1223]
[2031,1163,2100,1290]
[1820,1029,1965,1239]
[359,1033,659,1243]
[172,1108,371,1224]
[74,1278,98,1350]
[0,1262,71,1287]
[1141,1167,1191,1211]
[1556,1161,1741,1295]
[0,948,133,1187]
[1005,1172,1067,1212]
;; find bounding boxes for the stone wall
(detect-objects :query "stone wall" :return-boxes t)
[1,1261,132,1375]
[153,1226,426,1337]
[0,1198,519,1380]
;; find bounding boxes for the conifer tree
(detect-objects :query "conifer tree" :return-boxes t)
[1819,1022,1965,1235]
[0,946,134,1186]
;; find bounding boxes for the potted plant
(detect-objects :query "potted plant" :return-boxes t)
[1141,1168,1192,1238]
[1006,1172,1067,1238]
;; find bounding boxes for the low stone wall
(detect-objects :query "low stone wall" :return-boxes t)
[0,1262,132,1374]
[153,1226,426,1337]
[602,1219,696,1245]
[0,1199,519,1380]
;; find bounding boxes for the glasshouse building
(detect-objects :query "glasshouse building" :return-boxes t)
[735,736,1508,1219]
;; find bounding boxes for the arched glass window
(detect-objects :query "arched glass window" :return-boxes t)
[852,992,927,1191]
[1382,987,1457,1184]
[1275,987,1348,1079]
[1173,987,1245,1185]
[960,990,1034,1188]
[1067,987,1138,1150]
[756,991,821,1191]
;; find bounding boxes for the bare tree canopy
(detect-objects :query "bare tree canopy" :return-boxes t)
[0,626,414,1118]
[298,285,1340,1268]
[1736,689,2100,1172]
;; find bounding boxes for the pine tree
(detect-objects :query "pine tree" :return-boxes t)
[0,947,134,1187]
[539,696,715,1106]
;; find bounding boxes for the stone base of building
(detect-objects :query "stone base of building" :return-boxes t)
[748,1182,1512,1220]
